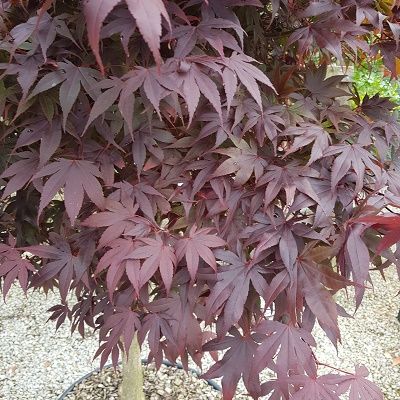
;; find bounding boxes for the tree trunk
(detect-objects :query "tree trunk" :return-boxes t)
[120,333,145,400]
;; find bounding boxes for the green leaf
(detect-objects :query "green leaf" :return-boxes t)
[39,94,55,121]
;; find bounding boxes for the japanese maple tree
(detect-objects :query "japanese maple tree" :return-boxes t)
[1,1,400,399]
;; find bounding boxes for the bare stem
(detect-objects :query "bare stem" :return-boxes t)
[120,333,145,400]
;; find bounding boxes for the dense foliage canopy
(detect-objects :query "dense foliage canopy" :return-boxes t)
[1,1,400,399]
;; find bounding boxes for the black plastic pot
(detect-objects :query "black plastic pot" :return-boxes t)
[57,359,221,399]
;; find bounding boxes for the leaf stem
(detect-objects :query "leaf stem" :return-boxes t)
[316,361,353,376]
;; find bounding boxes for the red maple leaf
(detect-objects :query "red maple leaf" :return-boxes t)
[202,327,262,400]
[33,158,105,224]
[175,224,225,280]
[355,215,400,253]
[130,235,176,293]
[0,235,35,298]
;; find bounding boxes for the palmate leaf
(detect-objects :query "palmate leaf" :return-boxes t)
[0,151,39,199]
[184,61,223,122]
[0,54,42,104]
[243,213,330,274]
[299,261,340,344]
[33,158,105,225]
[95,228,179,297]
[288,19,366,66]
[70,295,98,337]
[128,57,223,123]
[213,138,268,186]
[109,181,170,222]
[253,320,317,378]
[47,303,72,332]
[202,327,262,400]
[1,14,77,108]
[355,215,400,253]
[290,178,339,228]
[262,368,383,400]
[14,117,62,166]
[323,143,383,193]
[84,77,127,132]
[304,65,350,101]
[283,123,332,166]
[27,233,95,301]
[328,366,384,400]
[96,307,141,368]
[29,62,101,101]
[96,238,142,295]
[344,366,384,400]
[221,52,276,109]
[83,197,152,248]
[145,284,204,368]
[101,7,137,57]
[241,104,285,147]
[175,224,225,280]
[165,18,243,58]
[360,94,396,122]
[205,250,268,335]
[126,123,175,174]
[256,163,320,209]
[82,66,169,129]
[129,235,177,293]
[4,11,77,61]
[84,0,170,74]
[138,312,176,368]
[249,223,298,274]
[125,66,170,118]
[0,236,35,299]
[288,374,341,400]
[58,61,102,128]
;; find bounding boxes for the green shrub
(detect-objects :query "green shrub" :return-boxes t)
[352,59,400,104]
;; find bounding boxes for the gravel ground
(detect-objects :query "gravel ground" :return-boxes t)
[0,268,399,400]
[312,267,400,400]
[64,364,223,400]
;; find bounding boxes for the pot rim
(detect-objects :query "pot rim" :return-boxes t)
[57,358,222,399]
